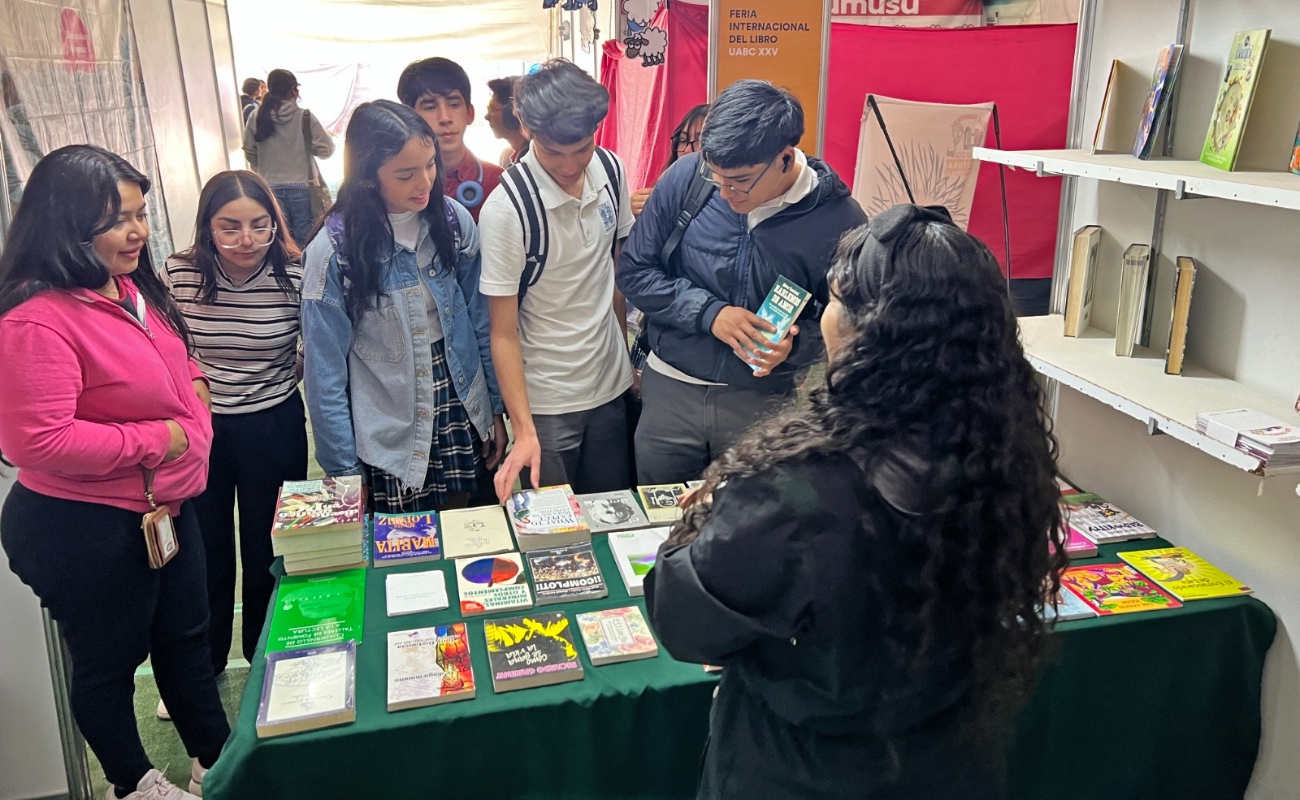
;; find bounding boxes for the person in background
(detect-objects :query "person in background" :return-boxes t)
[486,76,527,169]
[302,100,505,513]
[647,204,1069,799]
[0,145,227,800]
[397,58,503,223]
[630,103,708,217]
[243,68,334,248]
[162,170,306,697]
[239,77,265,127]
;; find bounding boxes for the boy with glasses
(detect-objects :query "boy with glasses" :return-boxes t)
[618,80,866,485]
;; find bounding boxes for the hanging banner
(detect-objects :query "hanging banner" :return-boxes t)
[709,0,831,155]
[831,0,981,27]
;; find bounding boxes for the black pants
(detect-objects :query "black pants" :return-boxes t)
[193,390,308,672]
[1,485,230,790]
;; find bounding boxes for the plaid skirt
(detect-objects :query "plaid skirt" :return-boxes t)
[364,340,479,513]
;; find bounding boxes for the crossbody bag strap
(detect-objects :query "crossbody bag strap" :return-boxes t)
[659,162,716,267]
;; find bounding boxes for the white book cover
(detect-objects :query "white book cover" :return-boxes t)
[576,490,651,533]
[1198,409,1300,449]
[385,570,449,617]
[607,527,671,597]
[440,505,515,560]
[454,553,534,616]
[256,641,356,738]
[386,624,476,711]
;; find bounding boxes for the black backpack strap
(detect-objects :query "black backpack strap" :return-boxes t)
[593,147,624,261]
[659,162,716,266]
[499,161,548,302]
[442,196,462,253]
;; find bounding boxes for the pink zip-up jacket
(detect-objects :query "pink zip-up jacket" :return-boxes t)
[0,276,213,513]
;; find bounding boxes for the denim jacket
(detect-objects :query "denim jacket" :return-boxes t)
[301,198,503,489]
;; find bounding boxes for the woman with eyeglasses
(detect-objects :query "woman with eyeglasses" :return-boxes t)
[630,103,709,217]
[163,170,308,686]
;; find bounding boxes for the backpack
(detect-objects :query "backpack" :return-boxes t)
[497,147,623,302]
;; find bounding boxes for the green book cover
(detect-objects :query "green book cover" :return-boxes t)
[1200,29,1270,171]
[266,568,367,653]
[742,275,811,371]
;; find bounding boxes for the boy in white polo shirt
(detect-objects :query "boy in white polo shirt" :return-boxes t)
[479,60,635,502]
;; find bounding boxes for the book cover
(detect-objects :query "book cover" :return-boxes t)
[743,276,812,371]
[607,527,671,597]
[440,505,515,560]
[576,606,659,665]
[271,477,363,537]
[1062,225,1102,337]
[1042,587,1098,622]
[1063,527,1099,559]
[637,484,686,524]
[256,641,356,738]
[1119,547,1253,601]
[508,486,591,551]
[1114,244,1151,357]
[1061,493,1157,544]
[266,568,366,653]
[1091,59,1120,154]
[454,553,534,616]
[372,511,441,567]
[1061,564,1183,615]
[577,490,651,533]
[386,624,476,712]
[526,542,608,605]
[1201,30,1271,171]
[484,611,584,693]
[385,569,449,617]
[1131,44,1185,160]
[1290,121,1300,175]
[1164,257,1197,375]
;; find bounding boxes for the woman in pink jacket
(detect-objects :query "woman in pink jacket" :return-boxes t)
[0,145,229,800]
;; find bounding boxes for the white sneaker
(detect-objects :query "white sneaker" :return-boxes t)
[156,699,171,721]
[104,769,200,800]
[188,758,207,797]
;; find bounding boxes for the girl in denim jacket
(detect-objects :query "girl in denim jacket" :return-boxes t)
[301,100,505,513]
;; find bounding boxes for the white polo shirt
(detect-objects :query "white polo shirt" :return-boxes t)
[479,146,635,415]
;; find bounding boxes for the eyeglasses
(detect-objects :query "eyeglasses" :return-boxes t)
[673,133,699,151]
[702,155,778,197]
[212,225,277,249]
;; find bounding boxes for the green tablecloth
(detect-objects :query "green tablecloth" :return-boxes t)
[205,536,1275,800]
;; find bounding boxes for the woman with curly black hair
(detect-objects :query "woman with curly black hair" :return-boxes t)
[645,203,1069,799]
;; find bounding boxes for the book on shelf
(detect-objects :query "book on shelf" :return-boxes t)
[1196,409,1300,470]
[1042,587,1098,622]
[1118,547,1253,601]
[454,553,534,616]
[1060,564,1183,615]
[637,484,687,524]
[1060,493,1157,544]
[1091,60,1121,154]
[1200,29,1270,172]
[440,504,515,560]
[1131,44,1185,160]
[271,477,363,537]
[484,611,584,693]
[576,490,651,533]
[576,606,659,665]
[607,527,671,597]
[742,276,811,369]
[1114,243,1151,358]
[526,542,608,605]
[1163,257,1197,376]
[1062,225,1102,337]
[385,569,449,617]
[372,511,441,567]
[1290,121,1300,175]
[508,485,591,551]
[266,568,366,653]
[386,624,475,711]
[256,641,356,738]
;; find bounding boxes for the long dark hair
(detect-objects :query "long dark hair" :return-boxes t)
[254,68,298,143]
[173,170,300,303]
[677,204,1067,732]
[0,144,190,343]
[323,99,458,321]
[667,103,709,169]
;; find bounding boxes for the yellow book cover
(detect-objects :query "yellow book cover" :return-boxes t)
[1119,547,1253,601]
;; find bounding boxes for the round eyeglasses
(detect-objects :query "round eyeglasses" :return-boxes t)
[212,225,277,249]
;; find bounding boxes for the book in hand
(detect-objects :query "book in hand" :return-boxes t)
[385,569,449,617]
[1114,243,1151,357]
[576,490,651,533]
[1196,409,1300,470]
[741,276,811,370]
[508,485,591,551]
[1119,546,1253,601]
[526,542,608,605]
[1131,44,1185,160]
[272,477,363,537]
[386,624,476,712]
[1062,225,1102,337]
[266,568,366,653]
[637,484,687,524]
[1060,564,1183,615]
[1042,587,1098,622]
[1201,30,1270,171]
[440,504,515,560]
[372,511,441,567]
[454,553,534,616]
[484,611,584,693]
[607,527,671,596]
[256,641,356,738]
[1060,493,1157,544]
[1164,257,1197,376]
[576,606,659,665]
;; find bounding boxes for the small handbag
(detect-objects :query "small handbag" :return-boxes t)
[141,467,179,569]
[300,110,332,220]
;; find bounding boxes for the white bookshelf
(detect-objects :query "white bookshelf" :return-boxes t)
[1018,315,1300,477]
[972,147,1300,211]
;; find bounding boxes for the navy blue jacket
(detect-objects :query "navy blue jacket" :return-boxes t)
[618,152,867,394]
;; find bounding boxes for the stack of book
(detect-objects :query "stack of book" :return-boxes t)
[507,485,591,551]
[1196,409,1300,471]
[271,477,366,575]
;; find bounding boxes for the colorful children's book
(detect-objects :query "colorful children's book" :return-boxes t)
[1200,30,1270,171]
[637,484,687,524]
[508,485,591,551]
[386,624,476,712]
[440,505,515,560]
[576,490,651,533]
[1061,493,1157,544]
[1118,547,1253,601]
[256,641,356,738]
[742,276,811,370]
[484,611,585,692]
[1060,564,1183,615]
[526,542,608,605]
[576,606,659,665]
[607,527,671,597]
[1290,121,1300,175]
[372,511,441,567]
[1042,587,1098,622]
[266,568,366,653]
[271,477,363,537]
[1132,44,1185,159]
[454,553,534,616]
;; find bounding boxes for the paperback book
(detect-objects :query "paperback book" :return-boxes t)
[1201,30,1270,171]
[256,641,356,738]
[1060,564,1182,615]
[742,276,811,370]
[637,484,687,524]
[440,505,515,560]
[1062,225,1102,337]
[484,611,584,693]
[577,490,651,533]
[1164,257,1197,376]
[1119,547,1253,601]
[1131,44,1185,160]
[1061,493,1157,544]
[272,527,363,557]
[1114,243,1151,357]
[1196,409,1300,470]
[1291,121,1300,175]
[576,606,659,665]
[607,527,671,596]
[372,511,441,567]
[508,485,591,551]
[386,624,476,712]
[454,553,534,616]
[526,542,608,605]
[266,568,366,653]
[1063,527,1099,559]
[1042,587,1098,622]
[384,569,449,617]
[271,477,363,537]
